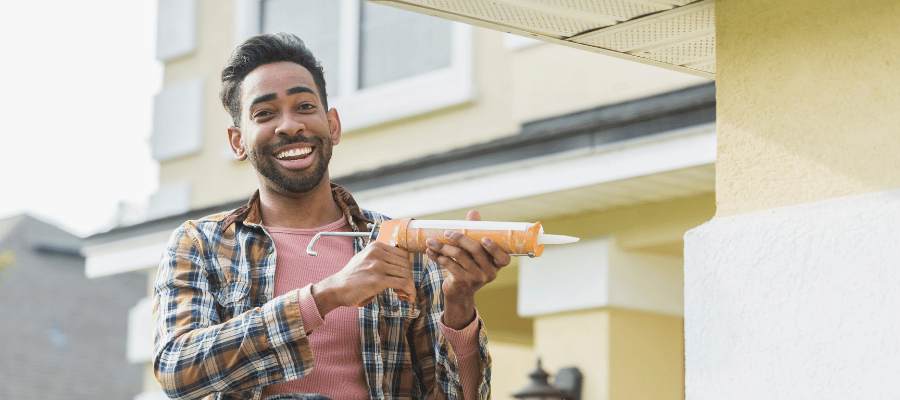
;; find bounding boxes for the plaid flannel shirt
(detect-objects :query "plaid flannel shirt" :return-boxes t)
[152,184,491,400]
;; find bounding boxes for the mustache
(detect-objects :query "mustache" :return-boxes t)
[263,135,325,152]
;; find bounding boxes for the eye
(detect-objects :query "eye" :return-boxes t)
[252,110,274,120]
[298,103,316,112]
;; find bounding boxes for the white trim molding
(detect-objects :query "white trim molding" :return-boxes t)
[355,123,715,218]
[84,231,171,279]
[519,237,683,317]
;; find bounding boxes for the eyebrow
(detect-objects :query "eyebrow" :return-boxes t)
[249,86,317,108]
[249,93,276,108]
[287,86,316,97]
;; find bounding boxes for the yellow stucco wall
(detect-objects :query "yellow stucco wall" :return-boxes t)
[715,0,900,216]
[535,310,612,400]
[487,342,536,400]
[532,308,683,400]
[609,308,684,400]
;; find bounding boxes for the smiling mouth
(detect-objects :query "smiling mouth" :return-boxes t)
[275,147,312,160]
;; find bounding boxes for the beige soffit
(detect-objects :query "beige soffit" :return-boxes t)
[366,0,715,79]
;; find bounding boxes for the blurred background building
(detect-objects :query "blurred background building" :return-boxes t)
[0,214,144,399]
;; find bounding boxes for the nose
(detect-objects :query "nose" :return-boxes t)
[274,113,305,137]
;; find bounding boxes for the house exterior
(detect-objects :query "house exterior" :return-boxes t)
[360,0,900,399]
[83,1,718,399]
[0,215,145,399]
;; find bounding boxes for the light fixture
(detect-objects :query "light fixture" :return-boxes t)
[511,359,582,400]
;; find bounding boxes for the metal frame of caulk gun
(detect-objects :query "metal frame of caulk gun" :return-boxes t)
[306,220,538,258]
[306,222,379,256]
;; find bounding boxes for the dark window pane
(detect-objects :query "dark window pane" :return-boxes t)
[262,0,341,97]
[359,3,452,89]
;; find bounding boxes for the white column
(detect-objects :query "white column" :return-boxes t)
[684,189,900,399]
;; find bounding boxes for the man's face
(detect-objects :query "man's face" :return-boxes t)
[228,61,341,195]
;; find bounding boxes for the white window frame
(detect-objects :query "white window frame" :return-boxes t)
[233,0,474,132]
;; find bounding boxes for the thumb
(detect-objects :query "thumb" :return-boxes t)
[466,210,482,221]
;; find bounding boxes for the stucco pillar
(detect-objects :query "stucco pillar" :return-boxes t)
[520,238,684,400]
[685,1,900,398]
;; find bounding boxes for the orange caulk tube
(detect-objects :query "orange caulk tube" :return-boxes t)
[306,218,579,258]
[375,218,566,257]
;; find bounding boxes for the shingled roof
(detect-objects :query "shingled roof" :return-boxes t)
[0,215,145,399]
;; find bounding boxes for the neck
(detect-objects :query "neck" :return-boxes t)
[257,177,344,229]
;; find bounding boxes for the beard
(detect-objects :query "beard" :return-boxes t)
[247,135,332,194]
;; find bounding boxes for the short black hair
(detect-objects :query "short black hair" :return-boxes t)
[220,32,328,126]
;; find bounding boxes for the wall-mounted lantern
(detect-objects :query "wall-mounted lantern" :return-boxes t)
[511,359,582,400]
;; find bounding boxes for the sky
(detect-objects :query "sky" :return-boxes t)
[0,0,162,237]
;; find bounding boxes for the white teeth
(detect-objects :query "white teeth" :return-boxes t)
[276,147,312,159]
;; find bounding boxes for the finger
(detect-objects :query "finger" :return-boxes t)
[480,237,511,268]
[381,272,417,305]
[370,241,412,259]
[369,242,412,268]
[466,210,481,221]
[462,211,507,269]
[381,275,415,296]
[382,262,415,281]
[426,248,471,279]
[426,237,477,273]
[441,230,494,272]
[355,296,376,307]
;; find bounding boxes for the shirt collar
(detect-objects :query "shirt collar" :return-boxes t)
[221,183,373,232]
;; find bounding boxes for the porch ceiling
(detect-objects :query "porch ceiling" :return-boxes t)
[366,0,715,79]
[452,163,716,223]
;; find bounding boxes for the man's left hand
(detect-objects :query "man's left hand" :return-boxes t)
[425,210,512,329]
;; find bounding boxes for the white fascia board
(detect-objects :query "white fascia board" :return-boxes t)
[519,238,612,316]
[84,232,171,279]
[355,122,715,217]
[519,237,683,317]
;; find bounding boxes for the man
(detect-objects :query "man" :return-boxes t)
[152,33,510,400]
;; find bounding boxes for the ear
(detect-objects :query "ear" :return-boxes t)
[227,126,248,161]
[327,108,342,146]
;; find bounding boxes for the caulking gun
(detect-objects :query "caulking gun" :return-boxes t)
[306,218,578,305]
[306,218,579,258]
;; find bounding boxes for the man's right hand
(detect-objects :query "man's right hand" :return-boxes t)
[310,241,415,317]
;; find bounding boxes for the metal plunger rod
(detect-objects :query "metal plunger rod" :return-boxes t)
[306,232,370,256]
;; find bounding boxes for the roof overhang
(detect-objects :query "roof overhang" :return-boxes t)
[366,0,715,79]
[353,124,715,223]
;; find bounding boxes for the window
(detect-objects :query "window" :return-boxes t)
[234,0,473,132]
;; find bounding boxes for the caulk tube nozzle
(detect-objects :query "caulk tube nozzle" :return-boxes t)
[537,232,580,245]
